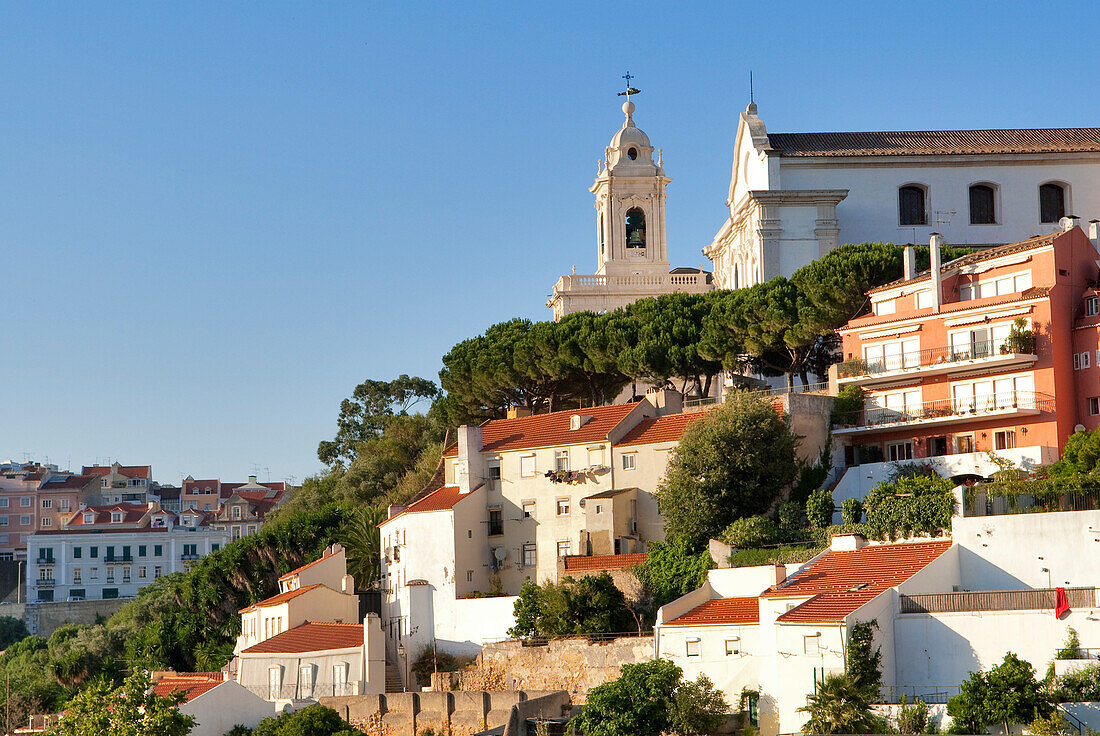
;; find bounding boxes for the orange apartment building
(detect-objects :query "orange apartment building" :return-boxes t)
[831,224,1100,501]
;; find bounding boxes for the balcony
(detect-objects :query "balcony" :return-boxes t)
[837,339,1037,388]
[36,557,55,566]
[35,578,54,587]
[833,391,1054,436]
[550,272,710,294]
[104,555,133,563]
[180,553,200,561]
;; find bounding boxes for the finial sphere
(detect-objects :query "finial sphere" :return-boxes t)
[622,100,635,116]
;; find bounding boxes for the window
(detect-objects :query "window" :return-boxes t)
[232,505,242,519]
[1088,297,1099,317]
[867,389,921,418]
[466,570,473,582]
[520,455,536,477]
[40,518,51,528]
[90,567,98,580]
[83,512,94,524]
[72,568,81,584]
[154,545,162,557]
[212,543,220,551]
[725,638,740,656]
[488,507,503,536]
[138,566,146,579]
[899,185,927,225]
[686,638,701,657]
[0,498,8,508]
[916,290,934,309]
[522,501,535,518]
[556,499,569,516]
[995,430,1017,450]
[523,543,536,567]
[960,273,1032,301]
[110,511,122,523]
[73,547,82,559]
[154,566,162,579]
[122,567,131,583]
[804,634,821,655]
[90,546,98,558]
[887,441,914,461]
[950,323,1015,360]
[863,338,920,373]
[625,207,646,250]
[487,462,501,484]
[556,540,571,558]
[554,450,569,472]
[587,447,605,467]
[138,545,146,557]
[106,568,114,583]
[627,147,638,160]
[622,454,636,471]
[333,663,350,696]
[20,497,30,507]
[0,517,9,528]
[59,499,69,512]
[40,499,51,509]
[873,298,896,316]
[268,667,283,700]
[19,516,30,526]
[969,184,996,224]
[298,665,314,699]
[1075,352,1092,370]
[1091,398,1100,416]
[1040,183,1066,223]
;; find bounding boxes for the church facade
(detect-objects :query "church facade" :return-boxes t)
[546,97,712,321]
[705,103,1100,290]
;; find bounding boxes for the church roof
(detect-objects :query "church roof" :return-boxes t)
[767,128,1100,157]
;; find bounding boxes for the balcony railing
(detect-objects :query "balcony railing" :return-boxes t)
[834,391,1053,430]
[180,553,200,561]
[838,338,1037,380]
[104,555,133,563]
[35,578,54,587]
[37,557,55,565]
[901,587,1097,614]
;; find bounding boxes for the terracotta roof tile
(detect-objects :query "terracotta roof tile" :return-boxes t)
[81,465,151,479]
[385,484,480,522]
[241,622,364,654]
[768,129,1100,157]
[763,540,952,623]
[151,674,223,702]
[443,403,639,457]
[664,596,760,626]
[562,552,647,572]
[239,583,325,612]
[617,411,709,447]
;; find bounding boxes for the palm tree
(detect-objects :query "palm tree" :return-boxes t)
[799,673,883,734]
[340,506,386,590]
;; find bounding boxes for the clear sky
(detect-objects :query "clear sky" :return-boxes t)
[3,1,1096,484]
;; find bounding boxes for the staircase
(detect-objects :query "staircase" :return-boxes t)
[385,662,404,693]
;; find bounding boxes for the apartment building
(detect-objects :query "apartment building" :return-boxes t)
[82,463,153,504]
[181,475,286,537]
[0,464,101,560]
[26,502,229,602]
[830,224,1100,501]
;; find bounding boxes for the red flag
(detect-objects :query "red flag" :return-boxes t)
[1055,587,1071,618]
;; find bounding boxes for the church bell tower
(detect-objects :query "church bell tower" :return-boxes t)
[592,95,672,278]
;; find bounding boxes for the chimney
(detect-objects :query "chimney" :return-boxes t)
[929,233,944,313]
[248,475,257,484]
[1090,220,1100,249]
[506,406,532,419]
[1064,215,1081,232]
[645,387,683,416]
[903,243,916,281]
[569,414,592,431]
[456,425,485,494]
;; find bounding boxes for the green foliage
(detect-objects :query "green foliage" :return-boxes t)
[841,498,864,525]
[831,385,866,426]
[1057,628,1083,660]
[0,616,29,650]
[656,392,801,547]
[224,727,254,736]
[340,505,387,589]
[410,644,469,688]
[45,668,195,736]
[47,624,127,688]
[1005,317,1036,355]
[669,674,729,736]
[799,673,886,735]
[845,621,882,697]
[577,660,727,736]
[634,537,711,610]
[317,374,440,466]
[894,695,930,734]
[1049,428,1100,477]
[1029,710,1074,736]
[720,516,781,549]
[727,545,823,568]
[863,475,955,540]
[1051,663,1100,702]
[507,574,634,639]
[0,635,67,727]
[777,500,803,535]
[251,704,359,736]
[806,489,835,529]
[947,652,1053,734]
[813,523,873,545]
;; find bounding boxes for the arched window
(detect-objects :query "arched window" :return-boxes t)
[625,208,646,250]
[1040,183,1067,223]
[899,185,927,226]
[969,184,996,224]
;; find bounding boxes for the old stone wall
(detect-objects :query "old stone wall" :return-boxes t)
[470,636,654,703]
[20,599,128,636]
[318,689,570,736]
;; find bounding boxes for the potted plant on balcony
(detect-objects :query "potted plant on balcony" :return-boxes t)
[1001,318,1036,355]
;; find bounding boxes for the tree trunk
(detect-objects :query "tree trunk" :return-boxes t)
[786,372,795,392]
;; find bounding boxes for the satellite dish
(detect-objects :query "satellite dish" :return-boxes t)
[493,547,507,562]
[1076,424,1087,433]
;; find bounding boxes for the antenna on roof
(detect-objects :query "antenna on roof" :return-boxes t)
[264,467,271,482]
[250,463,262,477]
[749,70,754,103]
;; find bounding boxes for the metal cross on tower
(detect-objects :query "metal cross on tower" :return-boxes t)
[618,71,641,98]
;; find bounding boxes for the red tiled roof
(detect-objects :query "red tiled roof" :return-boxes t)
[768,129,1100,157]
[443,403,639,457]
[617,411,709,447]
[65,504,147,526]
[763,540,953,623]
[844,289,1051,332]
[563,552,648,572]
[239,583,325,613]
[39,475,97,491]
[82,465,151,479]
[182,479,220,494]
[151,674,223,702]
[387,485,479,522]
[220,481,287,499]
[240,622,364,654]
[665,596,760,627]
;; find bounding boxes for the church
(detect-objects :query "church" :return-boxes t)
[705,102,1100,289]
[546,92,713,321]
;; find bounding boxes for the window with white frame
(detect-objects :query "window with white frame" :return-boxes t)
[995,430,1017,450]
[686,638,701,657]
[887,441,914,462]
[0,498,9,508]
[20,498,30,508]
[520,455,536,477]
[622,453,636,470]
[867,389,921,418]
[873,298,896,316]
[725,638,740,656]
[333,663,350,697]
[40,499,51,509]
[587,447,605,467]
[298,665,315,698]
[110,511,122,523]
[862,338,919,373]
[83,512,94,524]
[916,290,934,310]
[804,634,821,655]
[555,450,569,472]
[522,501,535,518]
[487,461,501,484]
[950,323,1015,360]
[959,272,1032,301]
[556,498,569,516]
[268,667,283,700]
[1088,297,1099,316]
[952,374,1035,412]
[1091,398,1100,416]
[1075,352,1092,370]
[523,543,536,567]
[19,516,30,526]
[40,518,51,528]
[59,499,69,512]
[556,540,571,558]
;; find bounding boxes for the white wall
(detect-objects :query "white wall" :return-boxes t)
[183,681,273,736]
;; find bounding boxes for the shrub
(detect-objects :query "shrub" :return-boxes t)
[508,573,634,639]
[776,500,803,534]
[411,645,468,688]
[1051,663,1100,702]
[727,545,824,568]
[831,385,865,426]
[894,695,929,734]
[864,475,955,540]
[720,516,780,549]
[841,498,864,525]
[1056,627,1083,660]
[634,537,711,611]
[806,489,835,529]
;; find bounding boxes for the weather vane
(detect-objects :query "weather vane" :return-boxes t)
[618,71,641,99]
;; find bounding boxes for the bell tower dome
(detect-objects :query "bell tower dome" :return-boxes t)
[592,96,671,277]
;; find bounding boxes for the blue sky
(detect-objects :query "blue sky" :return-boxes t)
[2,1,1095,484]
